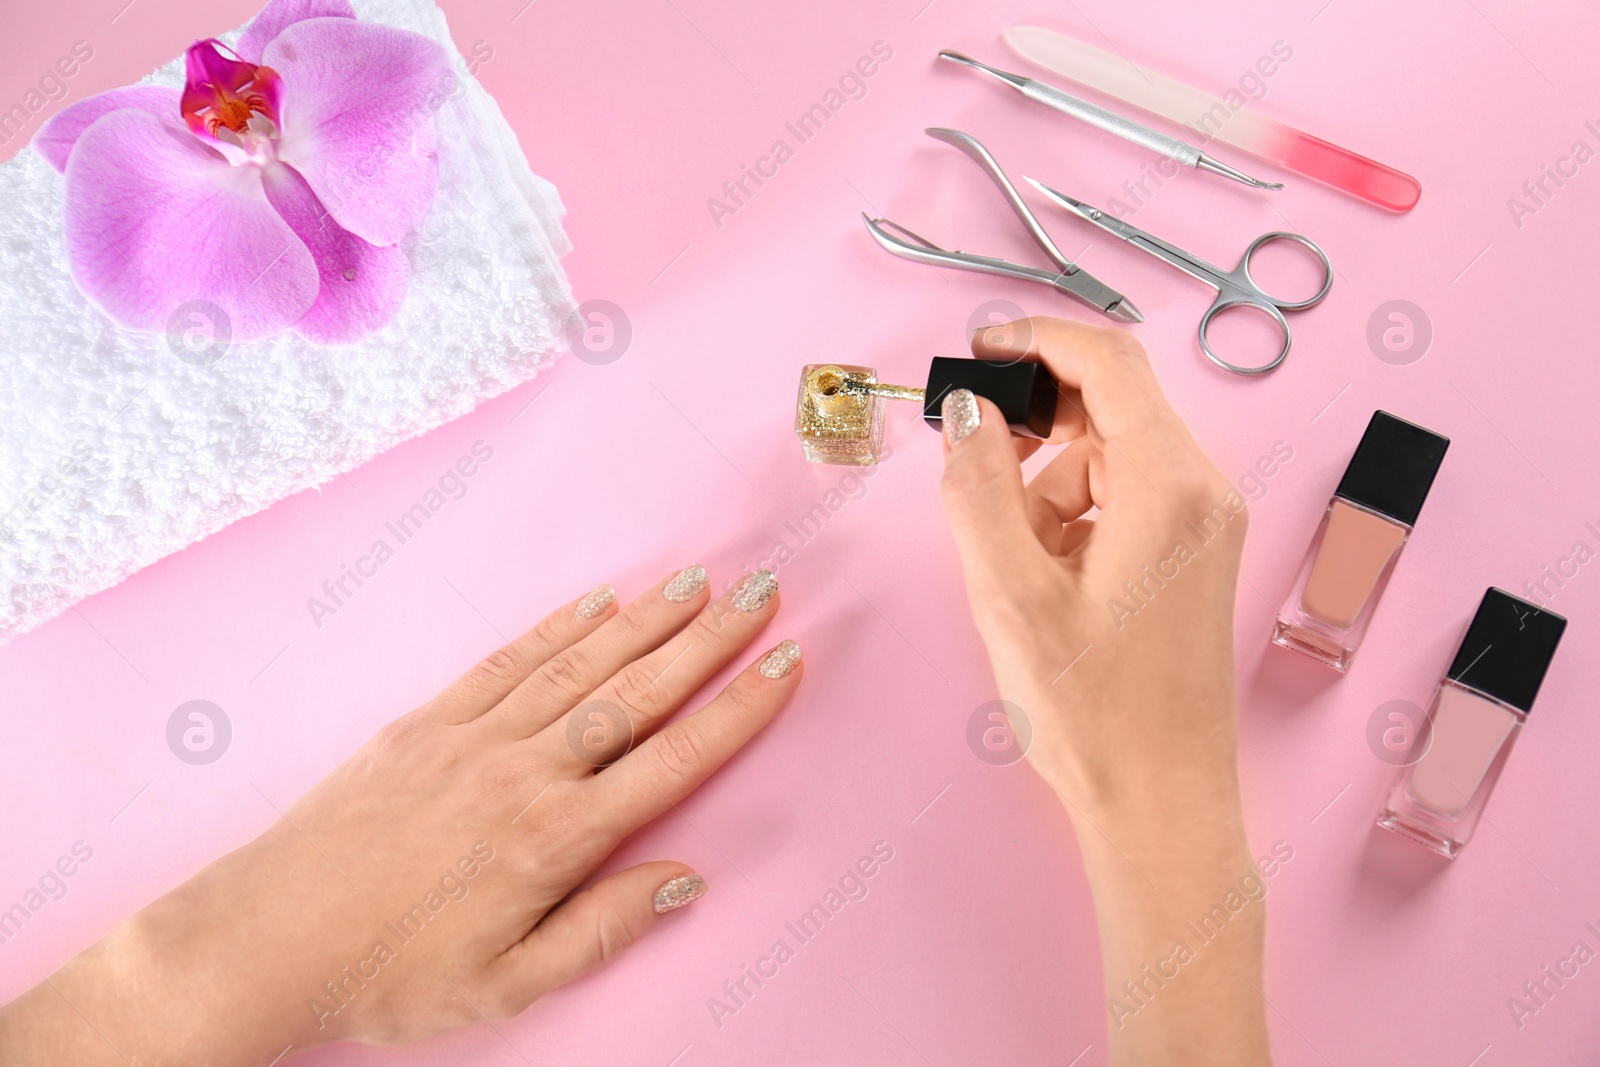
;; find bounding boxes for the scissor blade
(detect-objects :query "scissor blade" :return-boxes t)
[1023,176,1139,239]
[1026,176,1224,290]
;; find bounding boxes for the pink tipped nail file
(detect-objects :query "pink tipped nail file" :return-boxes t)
[1003,25,1422,212]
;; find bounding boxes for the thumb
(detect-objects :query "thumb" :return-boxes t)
[489,863,705,1006]
[938,389,1048,585]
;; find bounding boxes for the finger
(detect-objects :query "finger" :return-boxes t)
[938,390,1052,590]
[482,565,713,738]
[422,581,621,725]
[488,862,705,1006]
[1058,517,1095,558]
[535,570,782,770]
[1026,442,1098,529]
[1024,490,1061,550]
[1054,451,1106,557]
[587,639,802,833]
[1045,386,1092,445]
[972,317,1179,448]
[1014,436,1043,463]
[971,322,1087,444]
[1023,443,1094,551]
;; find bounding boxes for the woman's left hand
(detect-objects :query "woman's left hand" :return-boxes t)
[1,565,799,1065]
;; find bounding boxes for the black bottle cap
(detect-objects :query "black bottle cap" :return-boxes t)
[922,357,1058,439]
[1447,588,1566,715]
[1333,410,1449,527]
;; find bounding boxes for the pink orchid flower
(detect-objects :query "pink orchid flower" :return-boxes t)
[34,0,450,345]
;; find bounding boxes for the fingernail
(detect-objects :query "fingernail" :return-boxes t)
[653,873,707,914]
[731,569,778,613]
[758,639,802,679]
[663,565,708,604]
[942,388,980,446]
[576,583,615,619]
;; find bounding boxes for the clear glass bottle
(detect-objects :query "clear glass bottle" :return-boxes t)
[1378,588,1566,857]
[1273,411,1449,671]
[793,364,888,465]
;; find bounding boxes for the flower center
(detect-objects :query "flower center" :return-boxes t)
[181,39,284,156]
[217,98,257,135]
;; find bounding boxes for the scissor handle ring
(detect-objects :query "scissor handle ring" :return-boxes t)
[1198,297,1292,376]
[1238,231,1334,311]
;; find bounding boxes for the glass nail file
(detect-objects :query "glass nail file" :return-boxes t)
[1002,26,1422,212]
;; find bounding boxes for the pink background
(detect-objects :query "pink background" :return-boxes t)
[4,0,1600,1063]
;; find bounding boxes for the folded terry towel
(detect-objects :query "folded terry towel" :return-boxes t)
[0,0,573,643]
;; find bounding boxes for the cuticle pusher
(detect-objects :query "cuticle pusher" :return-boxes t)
[938,50,1283,192]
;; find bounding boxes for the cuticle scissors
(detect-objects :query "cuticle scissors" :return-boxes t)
[863,128,1144,325]
[1025,177,1333,375]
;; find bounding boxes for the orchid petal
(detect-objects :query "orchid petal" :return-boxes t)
[33,86,181,173]
[63,109,318,341]
[266,18,449,246]
[261,163,408,345]
[235,0,356,64]
[184,38,260,98]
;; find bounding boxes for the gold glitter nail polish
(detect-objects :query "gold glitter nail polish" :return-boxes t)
[732,569,778,612]
[758,639,802,679]
[794,358,1059,465]
[794,364,907,466]
[653,873,707,913]
[663,565,708,604]
[576,583,615,619]
[943,388,981,445]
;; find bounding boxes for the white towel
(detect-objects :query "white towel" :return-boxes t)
[0,0,573,643]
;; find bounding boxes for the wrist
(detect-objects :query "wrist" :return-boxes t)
[1048,757,1258,941]
[1042,742,1246,849]
[68,829,341,1064]
[147,828,347,1057]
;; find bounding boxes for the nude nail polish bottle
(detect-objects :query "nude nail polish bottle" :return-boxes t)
[1273,411,1449,671]
[1377,589,1566,857]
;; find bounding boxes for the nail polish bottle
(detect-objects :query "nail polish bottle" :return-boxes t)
[795,357,1058,465]
[1377,588,1566,857]
[794,365,888,465]
[1273,411,1449,671]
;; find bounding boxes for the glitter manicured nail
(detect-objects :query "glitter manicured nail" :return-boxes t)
[663,565,708,604]
[731,569,778,613]
[653,873,707,914]
[575,583,615,619]
[943,388,980,445]
[758,639,802,679]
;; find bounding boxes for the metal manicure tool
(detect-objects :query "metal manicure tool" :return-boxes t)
[938,50,1282,192]
[1026,177,1333,375]
[862,127,1143,324]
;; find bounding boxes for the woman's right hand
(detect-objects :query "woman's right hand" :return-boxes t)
[942,317,1250,825]
[937,317,1271,1065]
